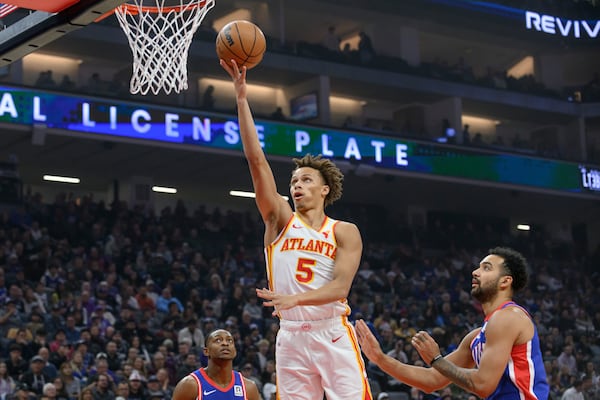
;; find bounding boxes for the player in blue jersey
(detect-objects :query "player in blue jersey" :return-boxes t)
[172,329,260,400]
[356,247,549,400]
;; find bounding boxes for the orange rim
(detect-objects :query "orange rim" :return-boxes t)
[95,0,208,21]
[118,0,207,14]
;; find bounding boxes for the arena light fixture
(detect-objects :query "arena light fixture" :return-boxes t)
[43,175,80,184]
[517,224,531,231]
[152,186,177,194]
[230,190,288,201]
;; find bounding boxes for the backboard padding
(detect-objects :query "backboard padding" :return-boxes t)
[3,0,80,13]
[0,0,126,66]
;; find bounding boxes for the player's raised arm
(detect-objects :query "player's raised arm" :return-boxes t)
[220,59,291,235]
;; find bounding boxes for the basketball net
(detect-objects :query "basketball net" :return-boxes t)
[115,0,215,95]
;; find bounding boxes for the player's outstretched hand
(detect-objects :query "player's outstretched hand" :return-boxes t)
[411,330,442,365]
[219,58,247,99]
[355,319,384,364]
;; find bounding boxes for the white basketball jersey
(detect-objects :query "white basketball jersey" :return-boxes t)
[265,213,351,321]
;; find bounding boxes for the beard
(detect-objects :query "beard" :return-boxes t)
[471,276,501,303]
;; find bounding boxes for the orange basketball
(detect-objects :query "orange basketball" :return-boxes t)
[216,20,266,70]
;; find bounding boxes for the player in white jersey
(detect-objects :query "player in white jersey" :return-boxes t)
[220,59,373,400]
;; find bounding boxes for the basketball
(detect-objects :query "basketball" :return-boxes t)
[216,20,266,70]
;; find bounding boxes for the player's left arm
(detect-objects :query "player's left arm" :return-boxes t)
[418,307,529,398]
[243,377,261,400]
[257,221,362,309]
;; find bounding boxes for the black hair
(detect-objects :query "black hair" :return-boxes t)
[488,246,529,292]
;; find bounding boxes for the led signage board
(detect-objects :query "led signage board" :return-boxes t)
[0,86,597,197]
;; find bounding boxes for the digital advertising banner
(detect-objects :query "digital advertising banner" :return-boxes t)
[1,85,598,196]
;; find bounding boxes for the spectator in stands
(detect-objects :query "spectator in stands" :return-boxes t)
[242,295,262,323]
[86,73,103,94]
[561,374,592,400]
[155,368,173,398]
[79,387,93,400]
[202,85,216,110]
[115,381,129,399]
[175,353,198,383]
[88,372,114,400]
[378,323,396,354]
[35,71,56,88]
[102,341,121,373]
[52,377,69,400]
[240,363,262,394]
[321,26,341,53]
[127,370,147,400]
[262,371,276,400]
[270,107,285,120]
[255,338,270,372]
[146,375,163,398]
[88,357,118,387]
[557,345,578,377]
[58,75,76,92]
[342,42,357,62]
[7,328,34,361]
[58,362,81,400]
[62,315,80,345]
[178,318,205,350]
[41,382,57,400]
[461,124,471,145]
[23,287,45,316]
[37,347,58,379]
[156,287,183,314]
[358,31,376,64]
[21,356,51,396]
[135,285,156,312]
[45,305,65,340]
[395,318,417,341]
[0,361,16,399]
[65,351,86,386]
[1,299,24,339]
[51,344,72,374]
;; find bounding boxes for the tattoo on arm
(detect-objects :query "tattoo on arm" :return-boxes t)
[432,358,475,392]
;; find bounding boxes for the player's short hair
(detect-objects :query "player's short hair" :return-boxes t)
[205,329,232,345]
[488,247,528,292]
[293,154,343,207]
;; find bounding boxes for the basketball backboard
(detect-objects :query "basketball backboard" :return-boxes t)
[0,0,126,66]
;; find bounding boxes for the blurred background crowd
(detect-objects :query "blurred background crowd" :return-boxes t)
[0,192,598,400]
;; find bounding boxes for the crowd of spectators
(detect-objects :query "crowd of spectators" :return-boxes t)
[0,190,599,400]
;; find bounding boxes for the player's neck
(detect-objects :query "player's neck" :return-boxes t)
[296,209,326,229]
[481,295,513,317]
[205,363,233,387]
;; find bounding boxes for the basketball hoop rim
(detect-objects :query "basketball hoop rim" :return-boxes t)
[95,0,211,21]
[118,0,209,14]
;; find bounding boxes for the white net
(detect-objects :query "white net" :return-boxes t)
[115,0,215,95]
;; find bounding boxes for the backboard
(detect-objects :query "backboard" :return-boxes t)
[0,0,126,66]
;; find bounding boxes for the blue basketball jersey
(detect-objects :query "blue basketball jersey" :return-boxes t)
[190,368,248,400]
[470,301,549,400]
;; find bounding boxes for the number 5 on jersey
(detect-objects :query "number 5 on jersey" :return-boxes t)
[296,258,316,283]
